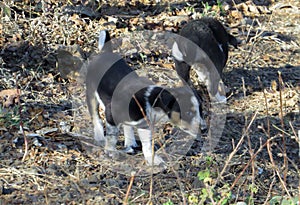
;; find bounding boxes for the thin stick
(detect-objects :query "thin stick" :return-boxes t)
[262,173,276,205]
[266,138,291,198]
[278,71,288,187]
[43,186,49,205]
[217,135,279,205]
[272,124,292,137]
[259,75,290,197]
[124,172,136,205]
[288,121,299,143]
[133,95,149,124]
[288,121,300,157]
[257,76,270,136]
[15,87,28,162]
[242,77,246,98]
[133,94,161,205]
[246,126,256,202]
[231,137,274,187]
[215,111,258,187]
[298,130,300,158]
[241,10,274,69]
[132,95,154,204]
[170,165,187,205]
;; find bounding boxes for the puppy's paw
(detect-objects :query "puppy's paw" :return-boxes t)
[124,146,135,154]
[145,155,165,166]
[94,139,105,146]
[212,93,227,103]
[104,148,119,159]
[94,129,105,145]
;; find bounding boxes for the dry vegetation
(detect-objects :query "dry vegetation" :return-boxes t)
[0,0,299,204]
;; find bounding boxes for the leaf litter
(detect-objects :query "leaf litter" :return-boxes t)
[0,0,299,204]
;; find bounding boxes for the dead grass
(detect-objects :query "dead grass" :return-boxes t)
[0,0,299,204]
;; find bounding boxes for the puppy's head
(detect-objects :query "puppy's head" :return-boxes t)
[159,87,207,136]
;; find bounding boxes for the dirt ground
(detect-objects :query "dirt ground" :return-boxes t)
[0,0,299,204]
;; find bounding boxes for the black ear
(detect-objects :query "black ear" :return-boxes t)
[228,34,238,48]
[159,90,177,112]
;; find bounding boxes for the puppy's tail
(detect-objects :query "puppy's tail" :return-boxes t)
[98,30,112,52]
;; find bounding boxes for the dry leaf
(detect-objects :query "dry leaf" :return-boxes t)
[0,89,19,107]
[230,10,243,20]
[263,55,270,61]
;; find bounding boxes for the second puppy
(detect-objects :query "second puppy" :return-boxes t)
[172,17,238,102]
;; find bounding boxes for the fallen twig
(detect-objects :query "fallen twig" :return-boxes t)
[278,71,288,189]
[124,171,136,205]
[215,110,258,187]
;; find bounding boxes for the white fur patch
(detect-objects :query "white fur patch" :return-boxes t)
[190,96,198,108]
[95,91,105,110]
[137,128,164,165]
[105,123,119,151]
[144,86,155,114]
[213,92,227,103]
[145,86,167,124]
[92,91,105,144]
[91,89,105,144]
[123,125,137,148]
[190,96,207,130]
[195,70,208,83]
[172,42,184,62]
[199,117,207,131]
[144,85,155,98]
[93,117,105,144]
[124,118,147,127]
[98,30,107,51]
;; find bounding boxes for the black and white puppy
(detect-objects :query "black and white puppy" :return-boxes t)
[86,30,207,165]
[172,17,238,102]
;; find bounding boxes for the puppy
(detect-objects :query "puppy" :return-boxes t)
[172,17,238,102]
[86,30,207,165]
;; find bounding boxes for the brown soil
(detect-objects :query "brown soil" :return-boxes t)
[0,0,299,204]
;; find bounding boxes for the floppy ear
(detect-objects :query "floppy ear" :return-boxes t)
[98,30,112,52]
[159,90,182,123]
[159,90,177,112]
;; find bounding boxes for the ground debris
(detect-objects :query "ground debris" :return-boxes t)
[0,0,299,204]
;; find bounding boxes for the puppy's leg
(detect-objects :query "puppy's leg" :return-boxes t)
[217,80,227,97]
[172,42,192,85]
[175,61,192,85]
[104,122,119,157]
[137,128,164,165]
[211,81,227,103]
[86,89,105,145]
[123,125,137,153]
